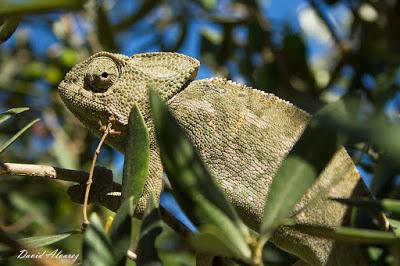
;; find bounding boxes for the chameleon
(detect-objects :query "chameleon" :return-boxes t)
[58,51,380,265]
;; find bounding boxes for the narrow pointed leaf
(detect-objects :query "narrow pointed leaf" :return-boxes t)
[189,227,240,259]
[261,156,317,236]
[0,118,40,153]
[0,0,84,16]
[136,194,163,266]
[388,219,400,237]
[82,213,115,266]
[149,89,247,235]
[332,197,400,214]
[21,230,80,248]
[0,17,20,44]
[0,230,80,257]
[121,104,149,207]
[291,223,398,244]
[0,107,29,125]
[109,197,134,265]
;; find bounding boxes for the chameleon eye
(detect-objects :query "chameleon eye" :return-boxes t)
[85,56,119,92]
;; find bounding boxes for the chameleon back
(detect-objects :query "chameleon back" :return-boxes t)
[168,77,367,265]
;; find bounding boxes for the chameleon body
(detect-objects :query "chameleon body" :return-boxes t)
[58,51,372,265]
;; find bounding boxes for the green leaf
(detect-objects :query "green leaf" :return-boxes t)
[0,0,84,16]
[0,17,20,44]
[261,156,317,237]
[0,230,80,257]
[188,197,251,261]
[189,227,239,259]
[0,118,40,153]
[52,129,78,169]
[261,100,346,237]
[332,197,400,214]
[82,213,115,266]
[136,194,163,266]
[0,107,29,125]
[109,197,134,266]
[149,89,247,234]
[388,219,400,237]
[121,104,150,207]
[21,230,80,248]
[290,223,398,244]
[8,192,48,225]
[200,0,216,10]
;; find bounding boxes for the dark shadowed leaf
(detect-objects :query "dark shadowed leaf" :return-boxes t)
[388,219,400,237]
[315,97,400,165]
[136,194,163,266]
[370,155,398,197]
[0,17,20,44]
[82,213,115,266]
[291,223,398,244]
[189,227,239,259]
[0,107,29,125]
[109,197,134,266]
[0,118,40,154]
[149,89,247,235]
[96,5,117,52]
[121,104,150,206]
[332,198,400,214]
[0,0,84,16]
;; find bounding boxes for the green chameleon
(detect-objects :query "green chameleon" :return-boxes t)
[58,51,381,265]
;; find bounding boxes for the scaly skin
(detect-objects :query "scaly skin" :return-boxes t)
[58,51,372,265]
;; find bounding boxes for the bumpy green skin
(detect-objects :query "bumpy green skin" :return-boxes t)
[59,52,370,265]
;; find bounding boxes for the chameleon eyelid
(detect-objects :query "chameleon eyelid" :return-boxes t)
[85,56,121,93]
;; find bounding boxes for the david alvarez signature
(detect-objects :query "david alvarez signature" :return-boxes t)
[17,249,79,263]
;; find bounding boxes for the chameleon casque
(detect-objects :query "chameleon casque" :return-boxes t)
[58,51,379,265]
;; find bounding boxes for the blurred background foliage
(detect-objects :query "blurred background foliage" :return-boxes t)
[1,0,400,265]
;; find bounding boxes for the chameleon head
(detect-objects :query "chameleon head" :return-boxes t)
[58,51,200,152]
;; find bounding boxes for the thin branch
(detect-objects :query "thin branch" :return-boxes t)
[0,162,88,183]
[0,162,193,238]
[82,118,114,227]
